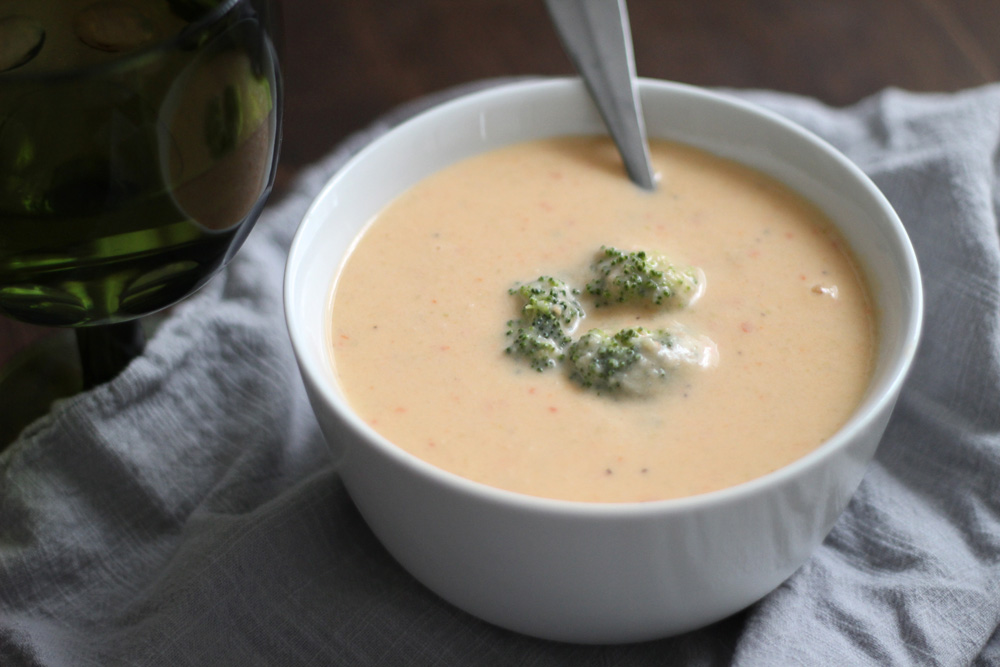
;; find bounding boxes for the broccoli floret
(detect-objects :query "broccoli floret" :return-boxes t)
[506,276,584,371]
[504,249,713,391]
[586,246,702,308]
[567,326,715,396]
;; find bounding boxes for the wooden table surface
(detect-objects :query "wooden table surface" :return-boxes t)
[274,0,1000,189]
[2,0,998,371]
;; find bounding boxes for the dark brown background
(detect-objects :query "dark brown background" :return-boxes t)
[2,0,999,366]
[274,0,1000,190]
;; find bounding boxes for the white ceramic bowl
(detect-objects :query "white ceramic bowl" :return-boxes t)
[284,78,922,644]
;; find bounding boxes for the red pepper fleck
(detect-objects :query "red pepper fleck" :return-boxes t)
[741,321,755,333]
[548,406,558,413]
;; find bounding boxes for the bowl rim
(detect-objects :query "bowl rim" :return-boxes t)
[284,76,924,517]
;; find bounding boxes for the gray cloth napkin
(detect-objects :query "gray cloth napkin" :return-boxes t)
[2,79,999,666]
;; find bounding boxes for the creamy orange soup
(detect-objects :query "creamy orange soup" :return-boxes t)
[328,137,876,503]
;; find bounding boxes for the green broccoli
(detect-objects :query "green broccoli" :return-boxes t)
[567,326,714,396]
[506,276,584,372]
[586,246,701,308]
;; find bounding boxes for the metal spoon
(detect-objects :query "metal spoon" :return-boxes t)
[545,0,656,190]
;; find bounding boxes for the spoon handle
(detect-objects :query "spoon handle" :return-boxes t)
[545,0,656,190]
